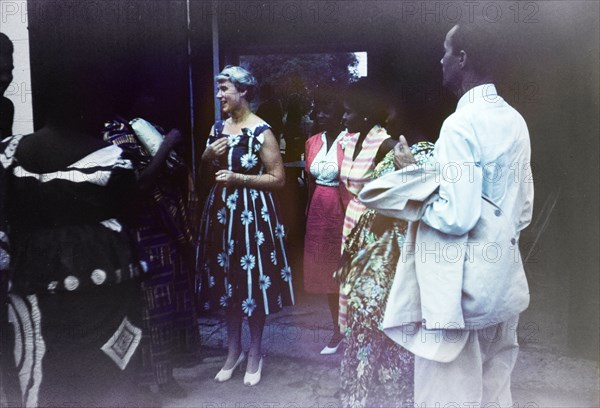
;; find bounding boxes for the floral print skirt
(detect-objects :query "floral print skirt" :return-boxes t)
[197,184,294,317]
[338,220,414,408]
[337,142,434,407]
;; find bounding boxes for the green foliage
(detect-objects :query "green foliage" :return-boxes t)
[241,53,359,113]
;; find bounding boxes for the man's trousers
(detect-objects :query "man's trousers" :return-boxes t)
[415,315,520,408]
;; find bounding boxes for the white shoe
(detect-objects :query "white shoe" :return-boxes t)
[214,351,246,382]
[320,339,342,355]
[243,357,263,386]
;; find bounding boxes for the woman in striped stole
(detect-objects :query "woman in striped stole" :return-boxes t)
[337,79,396,333]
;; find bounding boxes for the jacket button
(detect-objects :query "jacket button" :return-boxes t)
[511,238,516,245]
[494,209,501,217]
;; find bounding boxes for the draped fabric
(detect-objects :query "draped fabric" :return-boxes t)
[337,126,391,333]
[0,134,146,406]
[103,119,199,387]
[339,125,391,247]
[337,142,435,408]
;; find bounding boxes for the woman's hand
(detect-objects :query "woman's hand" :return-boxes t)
[215,169,243,187]
[210,129,284,190]
[393,135,417,170]
[203,137,228,161]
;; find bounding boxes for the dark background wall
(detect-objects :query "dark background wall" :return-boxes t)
[27,0,191,134]
[26,0,599,359]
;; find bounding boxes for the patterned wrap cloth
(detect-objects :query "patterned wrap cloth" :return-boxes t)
[336,141,434,408]
[103,119,200,387]
[0,134,147,407]
[337,126,391,331]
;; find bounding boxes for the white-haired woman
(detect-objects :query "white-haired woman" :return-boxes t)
[198,66,294,386]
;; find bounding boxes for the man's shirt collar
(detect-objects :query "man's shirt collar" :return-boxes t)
[456,84,498,111]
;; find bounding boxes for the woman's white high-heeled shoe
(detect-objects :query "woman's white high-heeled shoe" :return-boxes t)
[243,357,263,386]
[214,351,246,382]
[320,334,343,355]
[319,340,342,355]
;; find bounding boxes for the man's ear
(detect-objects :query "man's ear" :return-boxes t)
[459,50,468,69]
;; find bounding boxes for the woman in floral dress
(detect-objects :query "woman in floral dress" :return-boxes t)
[337,140,434,408]
[198,66,293,386]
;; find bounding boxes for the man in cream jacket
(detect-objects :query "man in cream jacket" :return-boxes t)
[359,20,534,406]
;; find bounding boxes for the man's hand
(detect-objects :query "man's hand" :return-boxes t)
[393,135,417,170]
[164,128,183,149]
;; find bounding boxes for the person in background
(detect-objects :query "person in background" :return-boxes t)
[103,90,199,399]
[338,79,396,246]
[336,78,396,333]
[0,61,179,406]
[0,33,15,139]
[282,97,308,163]
[303,88,346,355]
[280,95,310,284]
[0,31,15,404]
[256,83,283,143]
[198,66,294,387]
[336,87,435,407]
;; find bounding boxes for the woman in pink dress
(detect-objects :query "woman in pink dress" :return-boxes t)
[303,93,346,354]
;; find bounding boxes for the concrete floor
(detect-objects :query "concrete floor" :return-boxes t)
[160,292,599,408]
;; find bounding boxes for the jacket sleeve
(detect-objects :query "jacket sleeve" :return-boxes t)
[422,115,483,236]
[358,165,440,221]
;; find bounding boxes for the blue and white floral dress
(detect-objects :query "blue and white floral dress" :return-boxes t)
[198,120,294,316]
